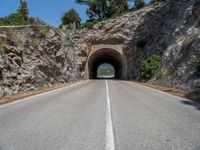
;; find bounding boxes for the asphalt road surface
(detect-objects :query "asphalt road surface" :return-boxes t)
[0,80,200,150]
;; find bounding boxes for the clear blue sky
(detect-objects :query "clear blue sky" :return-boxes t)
[0,0,150,27]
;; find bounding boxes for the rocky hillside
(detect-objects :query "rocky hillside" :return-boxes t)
[0,26,83,97]
[0,0,199,97]
[74,0,200,91]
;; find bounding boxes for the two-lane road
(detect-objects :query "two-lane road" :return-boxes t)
[0,80,200,150]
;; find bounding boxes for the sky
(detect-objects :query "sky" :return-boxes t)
[0,0,151,27]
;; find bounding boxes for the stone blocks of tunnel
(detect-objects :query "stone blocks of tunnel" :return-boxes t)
[85,44,127,80]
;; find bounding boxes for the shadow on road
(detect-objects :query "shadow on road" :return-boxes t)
[181,100,200,111]
[185,91,200,102]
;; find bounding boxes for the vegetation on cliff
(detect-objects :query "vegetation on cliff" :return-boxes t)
[0,0,46,26]
[75,0,132,19]
[76,0,166,29]
[139,55,161,80]
[61,9,81,29]
[81,19,99,29]
[0,0,166,27]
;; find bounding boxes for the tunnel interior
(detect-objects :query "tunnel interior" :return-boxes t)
[88,49,124,79]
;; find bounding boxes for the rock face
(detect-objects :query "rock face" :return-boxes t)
[125,0,200,91]
[0,0,199,97]
[0,26,82,97]
[74,0,200,91]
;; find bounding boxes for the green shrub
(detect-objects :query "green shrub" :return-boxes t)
[139,55,161,80]
[197,58,200,76]
[81,19,99,29]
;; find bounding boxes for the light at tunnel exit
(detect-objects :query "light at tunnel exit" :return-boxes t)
[97,63,115,79]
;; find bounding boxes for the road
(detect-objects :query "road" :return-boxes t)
[0,80,200,150]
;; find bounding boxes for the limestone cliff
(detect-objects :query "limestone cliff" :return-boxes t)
[0,26,83,97]
[75,0,200,91]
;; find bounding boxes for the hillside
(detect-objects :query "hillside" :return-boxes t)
[74,0,200,90]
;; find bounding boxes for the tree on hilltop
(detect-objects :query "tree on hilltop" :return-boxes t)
[0,0,46,26]
[18,0,29,22]
[75,0,144,19]
[61,9,81,29]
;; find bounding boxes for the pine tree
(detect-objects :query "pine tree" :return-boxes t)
[17,0,29,22]
[0,0,46,26]
[61,9,81,29]
[76,0,131,19]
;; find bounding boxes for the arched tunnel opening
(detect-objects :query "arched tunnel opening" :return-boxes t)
[88,48,125,79]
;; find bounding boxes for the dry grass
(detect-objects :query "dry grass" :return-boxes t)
[0,36,6,49]
[0,81,84,105]
[135,81,200,103]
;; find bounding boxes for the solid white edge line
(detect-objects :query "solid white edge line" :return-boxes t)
[0,80,89,109]
[105,80,115,150]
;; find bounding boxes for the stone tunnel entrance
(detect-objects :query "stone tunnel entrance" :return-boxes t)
[86,47,127,80]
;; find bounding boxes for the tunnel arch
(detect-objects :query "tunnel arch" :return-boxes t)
[86,48,127,79]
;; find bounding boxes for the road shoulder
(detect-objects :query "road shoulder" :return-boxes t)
[0,80,87,106]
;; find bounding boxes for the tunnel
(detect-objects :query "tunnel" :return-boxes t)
[87,48,125,79]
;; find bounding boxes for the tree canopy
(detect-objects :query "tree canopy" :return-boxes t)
[0,0,46,26]
[18,0,29,22]
[75,0,144,19]
[61,9,81,25]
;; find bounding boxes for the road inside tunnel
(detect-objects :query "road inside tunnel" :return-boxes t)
[88,48,125,79]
